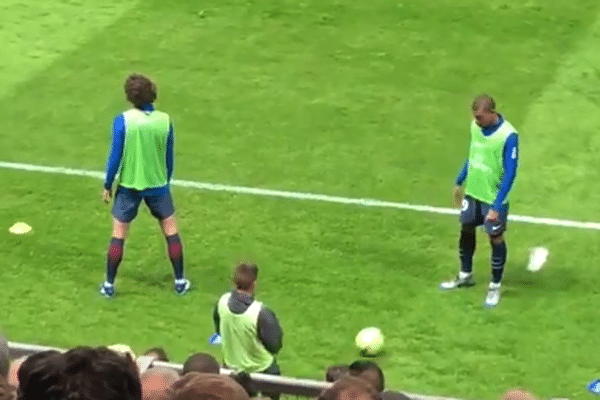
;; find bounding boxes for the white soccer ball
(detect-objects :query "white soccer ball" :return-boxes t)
[355,327,384,356]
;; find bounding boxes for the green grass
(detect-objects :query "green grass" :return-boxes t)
[1,1,600,399]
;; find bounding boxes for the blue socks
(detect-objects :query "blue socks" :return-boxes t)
[491,240,507,284]
[460,228,507,284]
[459,228,476,274]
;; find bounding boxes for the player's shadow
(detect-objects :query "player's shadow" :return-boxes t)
[503,262,579,296]
[125,271,173,289]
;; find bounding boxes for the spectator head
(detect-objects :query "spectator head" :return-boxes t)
[325,365,350,383]
[7,357,27,388]
[141,367,179,400]
[233,263,258,293]
[182,353,220,375]
[143,348,170,362]
[0,335,9,378]
[125,74,157,109]
[18,346,141,400]
[167,372,250,400]
[501,389,539,400]
[349,360,385,393]
[0,375,16,400]
[17,350,62,393]
[318,376,380,400]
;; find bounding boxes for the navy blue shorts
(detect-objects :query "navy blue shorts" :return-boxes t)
[460,195,508,236]
[112,186,175,223]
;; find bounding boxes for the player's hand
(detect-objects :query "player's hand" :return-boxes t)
[453,186,463,207]
[102,189,112,204]
[485,209,499,221]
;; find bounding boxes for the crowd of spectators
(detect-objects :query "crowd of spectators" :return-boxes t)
[0,333,542,400]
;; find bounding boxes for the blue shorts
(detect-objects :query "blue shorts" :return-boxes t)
[112,186,175,223]
[460,195,508,237]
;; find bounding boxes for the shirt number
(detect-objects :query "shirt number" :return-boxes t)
[511,147,517,160]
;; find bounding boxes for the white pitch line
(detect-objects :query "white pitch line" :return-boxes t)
[2,160,600,231]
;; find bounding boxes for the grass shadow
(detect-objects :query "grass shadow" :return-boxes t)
[504,262,580,294]
[123,271,173,289]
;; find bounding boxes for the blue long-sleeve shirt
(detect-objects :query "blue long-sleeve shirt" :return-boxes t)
[104,104,174,195]
[455,115,518,211]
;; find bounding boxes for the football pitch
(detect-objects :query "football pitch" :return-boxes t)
[2,0,600,399]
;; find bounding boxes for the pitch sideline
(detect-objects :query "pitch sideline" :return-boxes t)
[2,160,600,231]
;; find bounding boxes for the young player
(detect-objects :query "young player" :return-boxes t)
[100,74,190,298]
[440,94,519,307]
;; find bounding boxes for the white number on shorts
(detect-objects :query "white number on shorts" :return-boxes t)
[461,199,469,211]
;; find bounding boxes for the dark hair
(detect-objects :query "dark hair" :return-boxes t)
[325,365,350,382]
[125,74,157,109]
[472,94,496,112]
[18,347,141,400]
[349,360,385,392]
[143,347,169,362]
[182,353,220,375]
[318,376,380,400]
[17,350,62,395]
[233,264,258,291]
